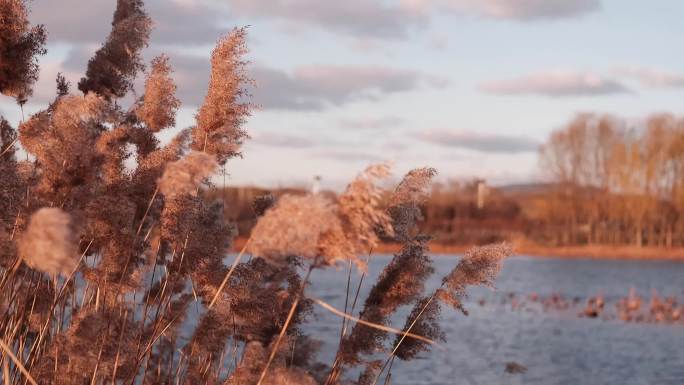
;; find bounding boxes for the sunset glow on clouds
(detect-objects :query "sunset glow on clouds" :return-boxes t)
[1,0,683,189]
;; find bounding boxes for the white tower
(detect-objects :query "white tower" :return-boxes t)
[312,175,322,195]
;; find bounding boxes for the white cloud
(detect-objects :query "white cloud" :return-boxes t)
[415,130,539,153]
[614,67,684,88]
[228,0,429,39]
[27,0,600,52]
[314,149,384,162]
[251,65,444,110]
[442,0,601,21]
[30,0,227,45]
[480,70,629,97]
[338,116,405,130]
[251,132,316,148]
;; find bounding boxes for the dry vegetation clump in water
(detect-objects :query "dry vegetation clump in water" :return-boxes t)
[0,1,512,385]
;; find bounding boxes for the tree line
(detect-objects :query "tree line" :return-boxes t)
[214,113,684,249]
[536,113,684,247]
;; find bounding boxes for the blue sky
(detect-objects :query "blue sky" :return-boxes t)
[2,0,683,190]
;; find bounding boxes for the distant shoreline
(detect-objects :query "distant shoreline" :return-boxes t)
[231,237,684,261]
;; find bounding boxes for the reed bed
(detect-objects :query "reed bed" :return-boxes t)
[0,1,512,384]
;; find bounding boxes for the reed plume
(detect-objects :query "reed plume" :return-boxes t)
[390,167,438,207]
[389,167,437,241]
[16,208,78,276]
[247,194,340,266]
[248,165,397,270]
[18,93,109,203]
[192,27,251,165]
[252,193,276,217]
[438,243,512,314]
[341,236,434,364]
[0,117,22,227]
[337,163,395,251]
[136,54,180,132]
[391,243,513,364]
[78,0,151,99]
[158,151,218,198]
[0,0,46,103]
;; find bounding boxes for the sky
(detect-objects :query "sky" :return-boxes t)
[1,0,683,190]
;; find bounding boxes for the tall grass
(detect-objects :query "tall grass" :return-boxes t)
[0,1,512,384]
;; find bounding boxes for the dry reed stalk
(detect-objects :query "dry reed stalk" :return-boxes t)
[3,356,9,385]
[0,137,17,157]
[207,238,251,309]
[325,253,372,385]
[110,310,129,385]
[0,337,38,385]
[338,258,353,344]
[255,263,316,385]
[370,292,438,385]
[90,342,104,385]
[136,186,158,236]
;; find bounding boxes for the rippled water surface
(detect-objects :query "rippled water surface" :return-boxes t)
[304,255,684,385]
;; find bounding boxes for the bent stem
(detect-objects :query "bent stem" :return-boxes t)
[313,298,438,347]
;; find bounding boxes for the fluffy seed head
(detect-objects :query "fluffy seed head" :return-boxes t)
[77,0,151,99]
[0,0,47,102]
[390,167,437,207]
[342,236,434,362]
[192,27,251,164]
[17,208,78,276]
[389,167,437,241]
[439,243,513,312]
[337,162,394,254]
[158,151,218,198]
[247,194,339,265]
[252,193,275,217]
[136,54,180,132]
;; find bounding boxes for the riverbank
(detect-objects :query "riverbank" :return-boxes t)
[231,237,684,261]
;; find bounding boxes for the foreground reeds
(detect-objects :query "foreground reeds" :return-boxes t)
[0,1,512,384]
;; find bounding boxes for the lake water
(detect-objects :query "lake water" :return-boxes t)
[304,255,684,385]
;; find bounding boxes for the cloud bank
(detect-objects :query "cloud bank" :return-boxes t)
[481,70,629,97]
[614,67,684,88]
[27,0,601,50]
[442,0,601,21]
[416,130,539,153]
